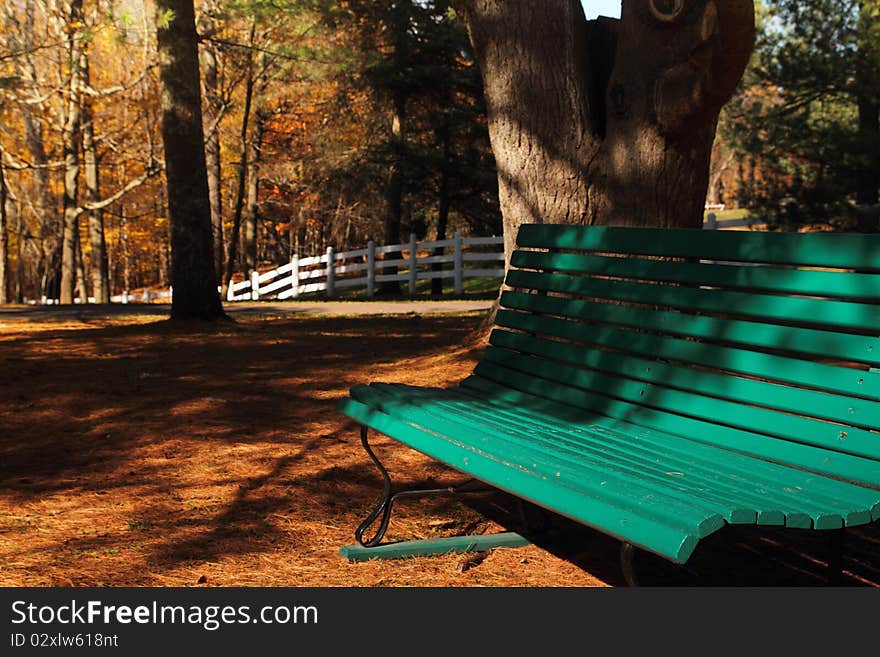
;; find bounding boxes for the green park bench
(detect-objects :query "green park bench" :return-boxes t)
[337,224,880,582]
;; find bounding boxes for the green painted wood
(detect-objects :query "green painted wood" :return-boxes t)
[462,364,880,491]
[505,268,880,333]
[350,384,727,539]
[488,328,880,429]
[516,224,880,271]
[500,290,880,369]
[454,377,880,523]
[339,531,533,561]
[510,250,880,301]
[338,397,701,563]
[384,383,880,523]
[372,383,877,528]
[358,384,764,527]
[477,347,880,462]
[494,305,879,401]
[338,224,880,565]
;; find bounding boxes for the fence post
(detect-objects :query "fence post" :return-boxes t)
[251,270,260,301]
[367,240,375,298]
[169,285,173,301]
[291,254,300,299]
[226,280,234,302]
[326,246,335,298]
[453,230,463,296]
[408,233,417,296]
[144,289,151,304]
[122,291,128,305]
[705,212,717,230]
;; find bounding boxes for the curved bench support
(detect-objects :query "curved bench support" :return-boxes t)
[355,425,493,547]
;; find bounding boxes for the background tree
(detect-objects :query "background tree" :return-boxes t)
[454,0,755,259]
[723,0,880,228]
[155,0,225,319]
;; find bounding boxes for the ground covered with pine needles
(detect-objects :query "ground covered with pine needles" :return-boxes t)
[1,307,878,586]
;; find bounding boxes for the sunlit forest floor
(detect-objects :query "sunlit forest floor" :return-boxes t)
[1,308,878,586]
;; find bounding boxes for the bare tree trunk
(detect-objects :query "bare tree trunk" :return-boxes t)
[379,90,406,295]
[74,227,88,302]
[455,0,755,262]
[59,0,85,305]
[15,198,24,303]
[432,120,451,297]
[155,0,225,320]
[223,22,257,291]
[244,108,266,273]
[81,57,110,303]
[200,2,225,279]
[0,161,8,304]
[4,2,56,297]
[121,205,130,295]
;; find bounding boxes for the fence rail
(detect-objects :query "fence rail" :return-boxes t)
[224,231,504,302]
[36,215,755,305]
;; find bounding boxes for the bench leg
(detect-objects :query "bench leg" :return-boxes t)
[354,425,493,547]
[827,528,846,585]
[620,542,639,587]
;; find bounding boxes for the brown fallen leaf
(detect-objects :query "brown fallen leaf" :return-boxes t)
[457,551,487,573]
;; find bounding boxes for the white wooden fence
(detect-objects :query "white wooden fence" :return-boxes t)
[99,231,504,304]
[37,216,752,305]
[225,231,504,302]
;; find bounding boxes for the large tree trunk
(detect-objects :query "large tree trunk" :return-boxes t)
[0,161,8,304]
[455,0,755,261]
[4,2,56,299]
[379,90,406,295]
[59,0,85,305]
[155,0,225,320]
[200,2,225,280]
[81,58,110,303]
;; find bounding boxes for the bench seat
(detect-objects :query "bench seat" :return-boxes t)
[338,224,880,565]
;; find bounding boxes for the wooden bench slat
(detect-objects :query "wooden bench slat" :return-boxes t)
[505,268,880,334]
[489,328,880,429]
[517,224,880,271]
[495,307,878,401]
[510,250,880,301]
[359,384,759,527]
[450,380,880,524]
[478,348,880,463]
[378,383,878,527]
[464,363,880,490]
[500,290,880,370]
[339,396,704,563]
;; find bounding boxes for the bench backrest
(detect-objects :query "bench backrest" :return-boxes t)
[476,224,880,488]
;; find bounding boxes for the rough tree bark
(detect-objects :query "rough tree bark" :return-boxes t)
[155,0,225,320]
[223,22,257,292]
[59,0,85,304]
[244,107,267,273]
[81,57,110,303]
[199,0,225,279]
[454,0,755,260]
[0,161,8,304]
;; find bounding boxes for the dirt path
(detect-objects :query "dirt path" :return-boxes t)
[0,300,493,324]
[0,311,877,586]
